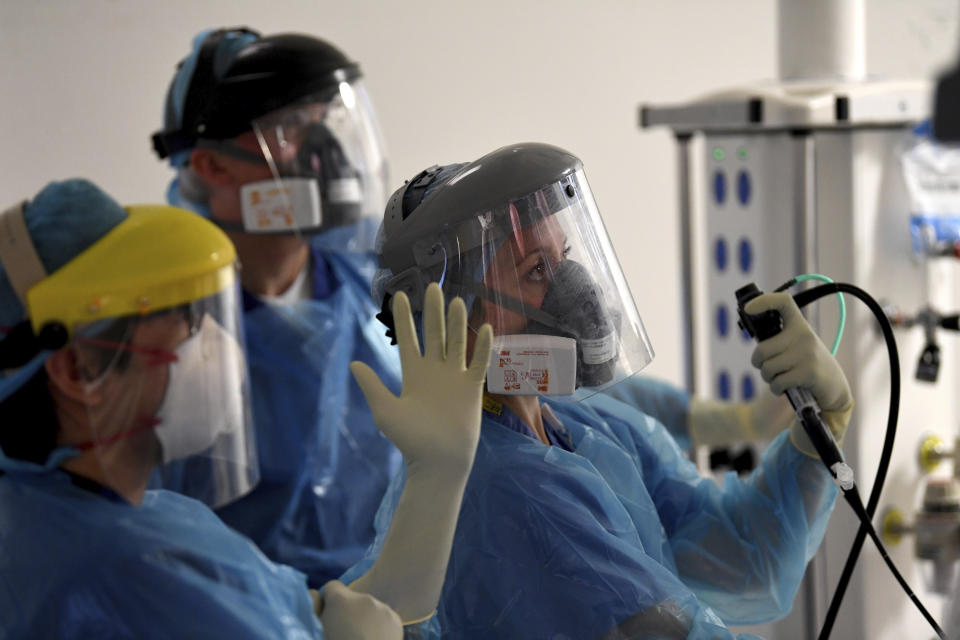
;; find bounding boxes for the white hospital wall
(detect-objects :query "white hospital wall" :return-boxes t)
[1,0,959,637]
[1,0,955,388]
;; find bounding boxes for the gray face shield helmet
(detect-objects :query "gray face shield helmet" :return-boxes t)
[373,143,655,400]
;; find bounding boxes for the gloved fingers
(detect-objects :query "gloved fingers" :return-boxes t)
[750,331,796,369]
[391,291,422,366]
[744,291,804,327]
[766,367,814,397]
[446,296,468,369]
[768,359,852,411]
[468,323,494,383]
[350,361,395,417]
[422,283,446,361]
[757,349,803,385]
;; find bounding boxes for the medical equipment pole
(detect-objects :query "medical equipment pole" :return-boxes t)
[677,133,697,395]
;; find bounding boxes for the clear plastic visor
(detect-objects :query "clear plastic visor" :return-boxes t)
[242,80,389,242]
[419,169,655,399]
[72,284,257,507]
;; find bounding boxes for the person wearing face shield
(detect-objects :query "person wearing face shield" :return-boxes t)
[342,143,854,639]
[0,179,493,638]
[151,27,404,587]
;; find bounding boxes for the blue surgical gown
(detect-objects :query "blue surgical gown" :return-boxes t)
[346,390,837,639]
[605,375,694,450]
[213,230,403,587]
[0,457,433,639]
[0,467,322,639]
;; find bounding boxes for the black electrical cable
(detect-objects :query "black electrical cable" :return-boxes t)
[841,487,944,637]
[788,282,923,638]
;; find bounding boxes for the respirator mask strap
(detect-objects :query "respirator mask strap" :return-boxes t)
[447,280,567,334]
[195,139,268,165]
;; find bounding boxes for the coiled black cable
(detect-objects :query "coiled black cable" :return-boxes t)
[786,282,941,638]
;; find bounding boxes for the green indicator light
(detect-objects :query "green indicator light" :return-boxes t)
[737,148,747,160]
[713,148,725,161]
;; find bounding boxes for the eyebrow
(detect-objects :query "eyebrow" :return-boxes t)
[515,233,569,263]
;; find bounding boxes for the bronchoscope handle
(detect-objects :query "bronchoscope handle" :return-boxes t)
[735,283,851,484]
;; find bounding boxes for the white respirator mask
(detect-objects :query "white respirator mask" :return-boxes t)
[154,314,247,463]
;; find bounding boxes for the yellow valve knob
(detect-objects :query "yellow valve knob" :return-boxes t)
[882,508,905,546]
[919,435,946,473]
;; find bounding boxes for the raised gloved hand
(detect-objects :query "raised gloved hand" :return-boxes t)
[314,580,402,640]
[350,283,493,479]
[745,292,854,458]
[688,390,795,448]
[348,283,493,623]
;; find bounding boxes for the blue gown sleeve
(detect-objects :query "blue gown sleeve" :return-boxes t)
[587,394,838,625]
[603,376,693,450]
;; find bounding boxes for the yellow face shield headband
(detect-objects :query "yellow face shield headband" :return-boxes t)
[25,205,237,342]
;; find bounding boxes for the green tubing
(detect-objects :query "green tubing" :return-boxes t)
[795,273,846,356]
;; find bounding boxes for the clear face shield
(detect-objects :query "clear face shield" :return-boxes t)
[416,169,655,399]
[209,79,388,246]
[70,284,257,507]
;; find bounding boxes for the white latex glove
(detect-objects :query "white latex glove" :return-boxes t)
[746,292,854,458]
[688,389,795,448]
[314,580,402,640]
[348,283,493,623]
[350,282,493,477]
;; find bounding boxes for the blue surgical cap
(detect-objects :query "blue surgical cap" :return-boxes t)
[164,28,261,169]
[162,29,260,218]
[0,179,128,329]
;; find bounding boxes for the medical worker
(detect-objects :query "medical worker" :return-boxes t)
[347,143,854,639]
[0,179,491,638]
[151,27,403,586]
